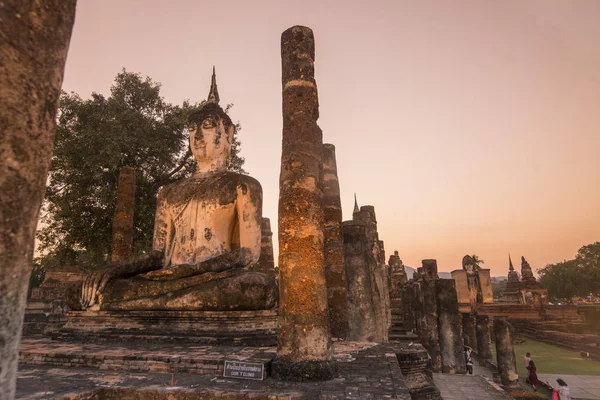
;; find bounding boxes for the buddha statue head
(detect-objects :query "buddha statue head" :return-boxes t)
[187,67,235,172]
[462,254,476,275]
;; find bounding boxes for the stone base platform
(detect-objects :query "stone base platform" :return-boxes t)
[53,309,277,346]
[18,340,412,399]
[20,336,276,376]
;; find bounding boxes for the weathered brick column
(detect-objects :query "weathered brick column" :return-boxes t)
[111,166,136,263]
[344,221,380,342]
[379,239,392,332]
[402,282,416,332]
[493,317,518,386]
[476,314,493,366]
[258,218,275,272]
[436,279,466,374]
[353,206,389,342]
[322,143,349,339]
[0,2,76,397]
[421,259,441,372]
[462,312,477,351]
[273,25,336,381]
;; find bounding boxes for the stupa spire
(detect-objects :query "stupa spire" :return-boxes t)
[207,66,220,104]
[353,193,359,214]
[509,254,514,271]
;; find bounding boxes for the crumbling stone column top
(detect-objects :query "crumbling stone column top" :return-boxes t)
[261,217,272,235]
[281,25,316,87]
[421,259,439,280]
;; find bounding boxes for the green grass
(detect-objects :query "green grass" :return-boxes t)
[491,338,600,378]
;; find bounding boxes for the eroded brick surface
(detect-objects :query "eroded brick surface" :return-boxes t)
[17,341,411,399]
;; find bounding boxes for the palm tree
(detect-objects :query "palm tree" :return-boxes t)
[470,254,485,270]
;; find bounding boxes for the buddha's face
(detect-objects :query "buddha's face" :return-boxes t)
[188,115,234,166]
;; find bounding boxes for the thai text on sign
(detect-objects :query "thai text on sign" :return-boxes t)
[223,360,265,380]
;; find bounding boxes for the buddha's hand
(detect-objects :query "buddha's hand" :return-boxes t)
[80,265,119,309]
[140,264,196,281]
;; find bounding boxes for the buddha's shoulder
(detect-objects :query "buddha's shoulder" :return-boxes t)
[226,172,262,193]
[158,172,262,199]
[202,170,263,192]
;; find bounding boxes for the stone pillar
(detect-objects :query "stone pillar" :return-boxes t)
[477,269,494,304]
[389,251,408,336]
[344,221,379,342]
[344,204,388,343]
[322,143,349,339]
[111,166,136,263]
[436,279,466,374]
[379,239,392,331]
[389,251,408,295]
[402,282,415,332]
[411,281,422,336]
[421,259,441,372]
[451,270,470,311]
[0,2,76,398]
[476,315,493,366]
[462,312,477,351]
[258,217,275,272]
[493,317,518,386]
[274,25,335,381]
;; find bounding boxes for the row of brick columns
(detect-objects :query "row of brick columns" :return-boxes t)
[400,260,518,385]
[272,24,520,385]
[464,313,519,386]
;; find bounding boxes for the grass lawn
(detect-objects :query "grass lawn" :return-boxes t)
[491,338,600,378]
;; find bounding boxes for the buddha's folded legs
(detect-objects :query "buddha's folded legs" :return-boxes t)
[99,270,277,311]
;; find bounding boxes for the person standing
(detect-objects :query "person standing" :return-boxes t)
[550,378,571,400]
[526,360,540,388]
[465,346,473,375]
[524,352,531,368]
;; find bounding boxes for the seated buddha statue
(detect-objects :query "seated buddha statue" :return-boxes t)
[78,70,277,311]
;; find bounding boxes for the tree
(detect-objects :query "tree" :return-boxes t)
[538,242,600,300]
[36,70,245,271]
[470,254,484,270]
[0,1,76,398]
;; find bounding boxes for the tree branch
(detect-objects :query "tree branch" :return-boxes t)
[152,149,192,187]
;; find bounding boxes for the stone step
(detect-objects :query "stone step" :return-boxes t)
[19,336,275,377]
[389,333,419,342]
[52,330,276,347]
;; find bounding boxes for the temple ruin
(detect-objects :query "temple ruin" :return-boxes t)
[12,17,595,400]
[451,254,494,313]
[497,254,549,308]
[322,143,350,339]
[344,199,390,343]
[273,25,336,381]
[110,166,136,264]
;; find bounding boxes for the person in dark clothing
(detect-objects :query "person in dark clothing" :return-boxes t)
[526,360,540,388]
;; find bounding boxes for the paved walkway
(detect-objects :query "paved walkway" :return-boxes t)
[538,374,600,400]
[433,374,512,400]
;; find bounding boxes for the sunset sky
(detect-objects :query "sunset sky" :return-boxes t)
[60,0,600,277]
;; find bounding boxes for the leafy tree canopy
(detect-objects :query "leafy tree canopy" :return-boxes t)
[470,254,484,269]
[36,70,245,271]
[538,242,600,300]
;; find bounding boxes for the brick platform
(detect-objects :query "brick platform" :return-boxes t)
[17,340,412,399]
[20,336,276,376]
[54,309,278,346]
